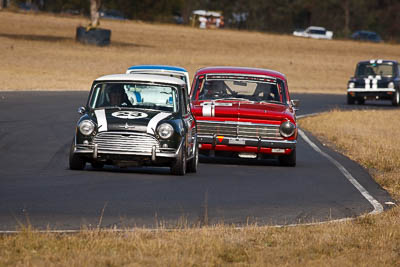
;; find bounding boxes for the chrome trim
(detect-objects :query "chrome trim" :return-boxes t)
[205,73,278,80]
[93,131,159,154]
[151,146,156,161]
[197,120,282,140]
[198,134,296,144]
[74,147,178,158]
[93,144,98,158]
[198,134,296,148]
[197,120,280,127]
[74,132,179,158]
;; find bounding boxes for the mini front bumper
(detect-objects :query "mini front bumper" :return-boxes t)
[347,88,395,93]
[347,88,396,99]
[198,135,296,154]
[73,143,180,160]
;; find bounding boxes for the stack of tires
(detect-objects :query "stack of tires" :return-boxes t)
[76,26,111,46]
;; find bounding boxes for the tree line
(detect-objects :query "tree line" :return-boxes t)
[9,0,400,41]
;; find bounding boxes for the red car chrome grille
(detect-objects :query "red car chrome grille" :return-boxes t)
[196,121,282,139]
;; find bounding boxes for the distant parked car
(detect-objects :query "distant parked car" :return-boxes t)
[69,74,198,175]
[351,30,382,43]
[99,9,125,20]
[190,67,299,166]
[293,26,333,40]
[347,59,400,106]
[19,3,38,12]
[126,65,191,93]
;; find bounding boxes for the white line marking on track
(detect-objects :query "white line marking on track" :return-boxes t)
[298,129,383,215]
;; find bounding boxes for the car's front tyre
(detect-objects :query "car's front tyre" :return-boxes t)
[69,141,86,170]
[392,90,400,106]
[347,94,355,105]
[91,161,104,169]
[171,144,187,175]
[187,144,199,173]
[279,149,296,167]
[357,98,365,105]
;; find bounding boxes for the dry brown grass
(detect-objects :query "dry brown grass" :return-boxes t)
[1,210,400,266]
[300,109,400,198]
[1,11,400,92]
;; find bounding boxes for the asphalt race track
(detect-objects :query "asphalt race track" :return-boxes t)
[0,91,395,230]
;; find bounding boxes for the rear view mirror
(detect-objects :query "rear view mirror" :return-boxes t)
[291,99,300,110]
[78,106,86,114]
[233,81,247,86]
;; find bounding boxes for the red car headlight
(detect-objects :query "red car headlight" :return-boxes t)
[279,121,296,138]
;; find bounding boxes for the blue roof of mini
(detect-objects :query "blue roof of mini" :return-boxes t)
[127,65,188,73]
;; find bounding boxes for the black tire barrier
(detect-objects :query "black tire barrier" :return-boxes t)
[76,26,111,46]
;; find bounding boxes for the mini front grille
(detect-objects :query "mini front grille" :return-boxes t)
[94,132,160,153]
[197,121,282,139]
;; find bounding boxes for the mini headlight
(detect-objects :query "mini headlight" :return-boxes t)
[388,82,394,89]
[280,121,296,138]
[349,82,355,89]
[157,123,174,139]
[79,120,95,136]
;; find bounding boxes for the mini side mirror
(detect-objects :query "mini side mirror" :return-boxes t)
[78,106,86,114]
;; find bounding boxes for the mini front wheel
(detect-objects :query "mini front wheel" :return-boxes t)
[91,161,104,169]
[171,144,187,175]
[347,94,355,105]
[392,90,400,106]
[187,144,199,173]
[69,141,86,170]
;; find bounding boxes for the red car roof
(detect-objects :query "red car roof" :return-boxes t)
[195,66,287,81]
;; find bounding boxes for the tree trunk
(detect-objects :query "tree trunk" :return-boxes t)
[90,0,101,28]
[343,0,350,36]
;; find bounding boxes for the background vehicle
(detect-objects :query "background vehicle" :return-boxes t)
[99,9,126,20]
[347,59,400,106]
[190,67,299,166]
[126,65,191,93]
[351,30,382,43]
[190,10,224,29]
[293,26,333,40]
[69,74,198,175]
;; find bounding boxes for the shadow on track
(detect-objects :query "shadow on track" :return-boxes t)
[0,33,152,48]
[199,155,280,167]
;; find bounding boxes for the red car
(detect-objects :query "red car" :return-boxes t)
[190,67,298,166]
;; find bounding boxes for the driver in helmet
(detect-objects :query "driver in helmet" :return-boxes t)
[105,84,132,107]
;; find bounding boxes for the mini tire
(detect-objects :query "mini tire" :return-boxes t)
[69,141,86,170]
[278,149,296,167]
[171,143,187,175]
[392,90,400,106]
[347,94,355,105]
[187,143,199,173]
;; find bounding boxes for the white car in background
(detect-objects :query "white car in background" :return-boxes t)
[293,26,333,40]
[126,65,191,92]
